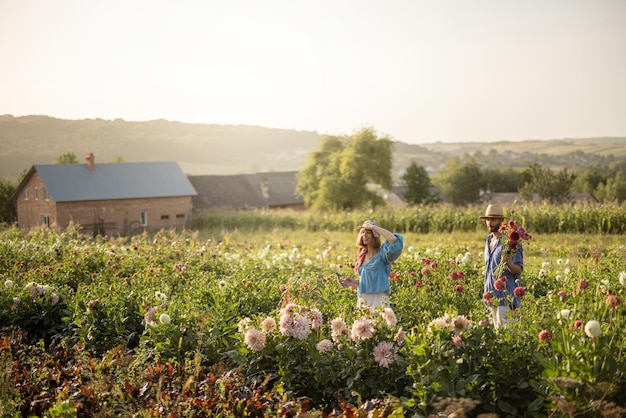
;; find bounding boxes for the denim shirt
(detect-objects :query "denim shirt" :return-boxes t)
[357,233,404,296]
[484,234,524,308]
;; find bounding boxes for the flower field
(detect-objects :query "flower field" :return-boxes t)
[1,209,625,417]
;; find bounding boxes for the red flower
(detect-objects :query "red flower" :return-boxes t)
[538,329,551,341]
[516,226,531,240]
[578,280,589,290]
[557,290,568,302]
[421,267,431,276]
[606,294,621,309]
[574,319,583,330]
[494,277,506,291]
[513,286,525,298]
[455,284,464,293]
[482,291,494,300]
[499,220,531,257]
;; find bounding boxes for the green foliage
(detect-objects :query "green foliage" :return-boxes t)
[573,168,607,194]
[296,127,394,210]
[0,213,625,416]
[520,163,575,204]
[482,166,527,193]
[401,161,437,205]
[432,157,483,205]
[0,281,71,346]
[193,203,626,235]
[595,171,626,204]
[53,152,79,164]
[0,176,18,223]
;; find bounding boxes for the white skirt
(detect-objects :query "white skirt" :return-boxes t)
[357,292,389,309]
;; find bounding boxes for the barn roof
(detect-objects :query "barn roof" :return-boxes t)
[19,162,197,202]
[188,171,303,210]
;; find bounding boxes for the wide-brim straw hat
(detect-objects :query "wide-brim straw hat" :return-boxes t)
[480,204,505,219]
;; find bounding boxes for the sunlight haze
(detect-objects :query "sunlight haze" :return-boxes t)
[1,0,625,144]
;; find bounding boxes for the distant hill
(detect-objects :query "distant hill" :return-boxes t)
[1,114,625,180]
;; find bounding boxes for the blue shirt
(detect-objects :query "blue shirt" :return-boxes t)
[357,233,404,296]
[484,234,524,308]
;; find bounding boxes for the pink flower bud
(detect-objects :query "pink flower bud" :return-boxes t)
[538,329,551,341]
[606,294,621,309]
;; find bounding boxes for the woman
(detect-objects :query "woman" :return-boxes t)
[341,220,404,309]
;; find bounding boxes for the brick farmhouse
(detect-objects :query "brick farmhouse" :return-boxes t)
[14,153,197,236]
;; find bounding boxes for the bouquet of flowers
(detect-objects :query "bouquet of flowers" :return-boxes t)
[494,218,532,280]
[499,218,532,256]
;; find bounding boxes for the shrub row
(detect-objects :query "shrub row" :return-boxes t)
[192,202,626,235]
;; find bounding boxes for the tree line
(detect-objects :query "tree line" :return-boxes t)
[2,132,625,223]
[295,128,626,210]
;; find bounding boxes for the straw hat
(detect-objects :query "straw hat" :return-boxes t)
[480,204,505,219]
[358,220,380,237]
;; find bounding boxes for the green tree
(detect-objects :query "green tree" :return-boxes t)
[432,157,483,205]
[296,128,393,211]
[482,167,525,193]
[54,152,79,164]
[595,172,626,204]
[401,162,437,205]
[519,163,574,204]
[572,168,606,194]
[0,176,18,223]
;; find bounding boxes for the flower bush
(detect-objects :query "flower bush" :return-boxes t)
[233,301,409,409]
[0,217,625,416]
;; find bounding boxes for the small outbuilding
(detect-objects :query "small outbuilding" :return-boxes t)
[188,171,305,211]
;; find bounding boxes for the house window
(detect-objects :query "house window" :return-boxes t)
[24,189,29,200]
[44,188,50,201]
[42,214,50,227]
[176,214,185,219]
[140,211,148,226]
[161,214,169,220]
[34,187,39,200]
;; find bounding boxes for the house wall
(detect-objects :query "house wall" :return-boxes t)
[16,173,193,236]
[15,173,57,229]
[56,196,193,236]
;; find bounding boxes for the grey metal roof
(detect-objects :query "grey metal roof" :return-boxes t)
[188,171,304,210]
[34,162,197,202]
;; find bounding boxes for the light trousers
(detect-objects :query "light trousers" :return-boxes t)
[489,304,512,328]
[357,292,389,309]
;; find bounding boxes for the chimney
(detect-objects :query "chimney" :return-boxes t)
[85,153,95,170]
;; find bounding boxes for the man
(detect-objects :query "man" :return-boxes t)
[480,204,524,328]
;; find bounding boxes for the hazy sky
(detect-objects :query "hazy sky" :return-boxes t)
[1,1,625,144]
